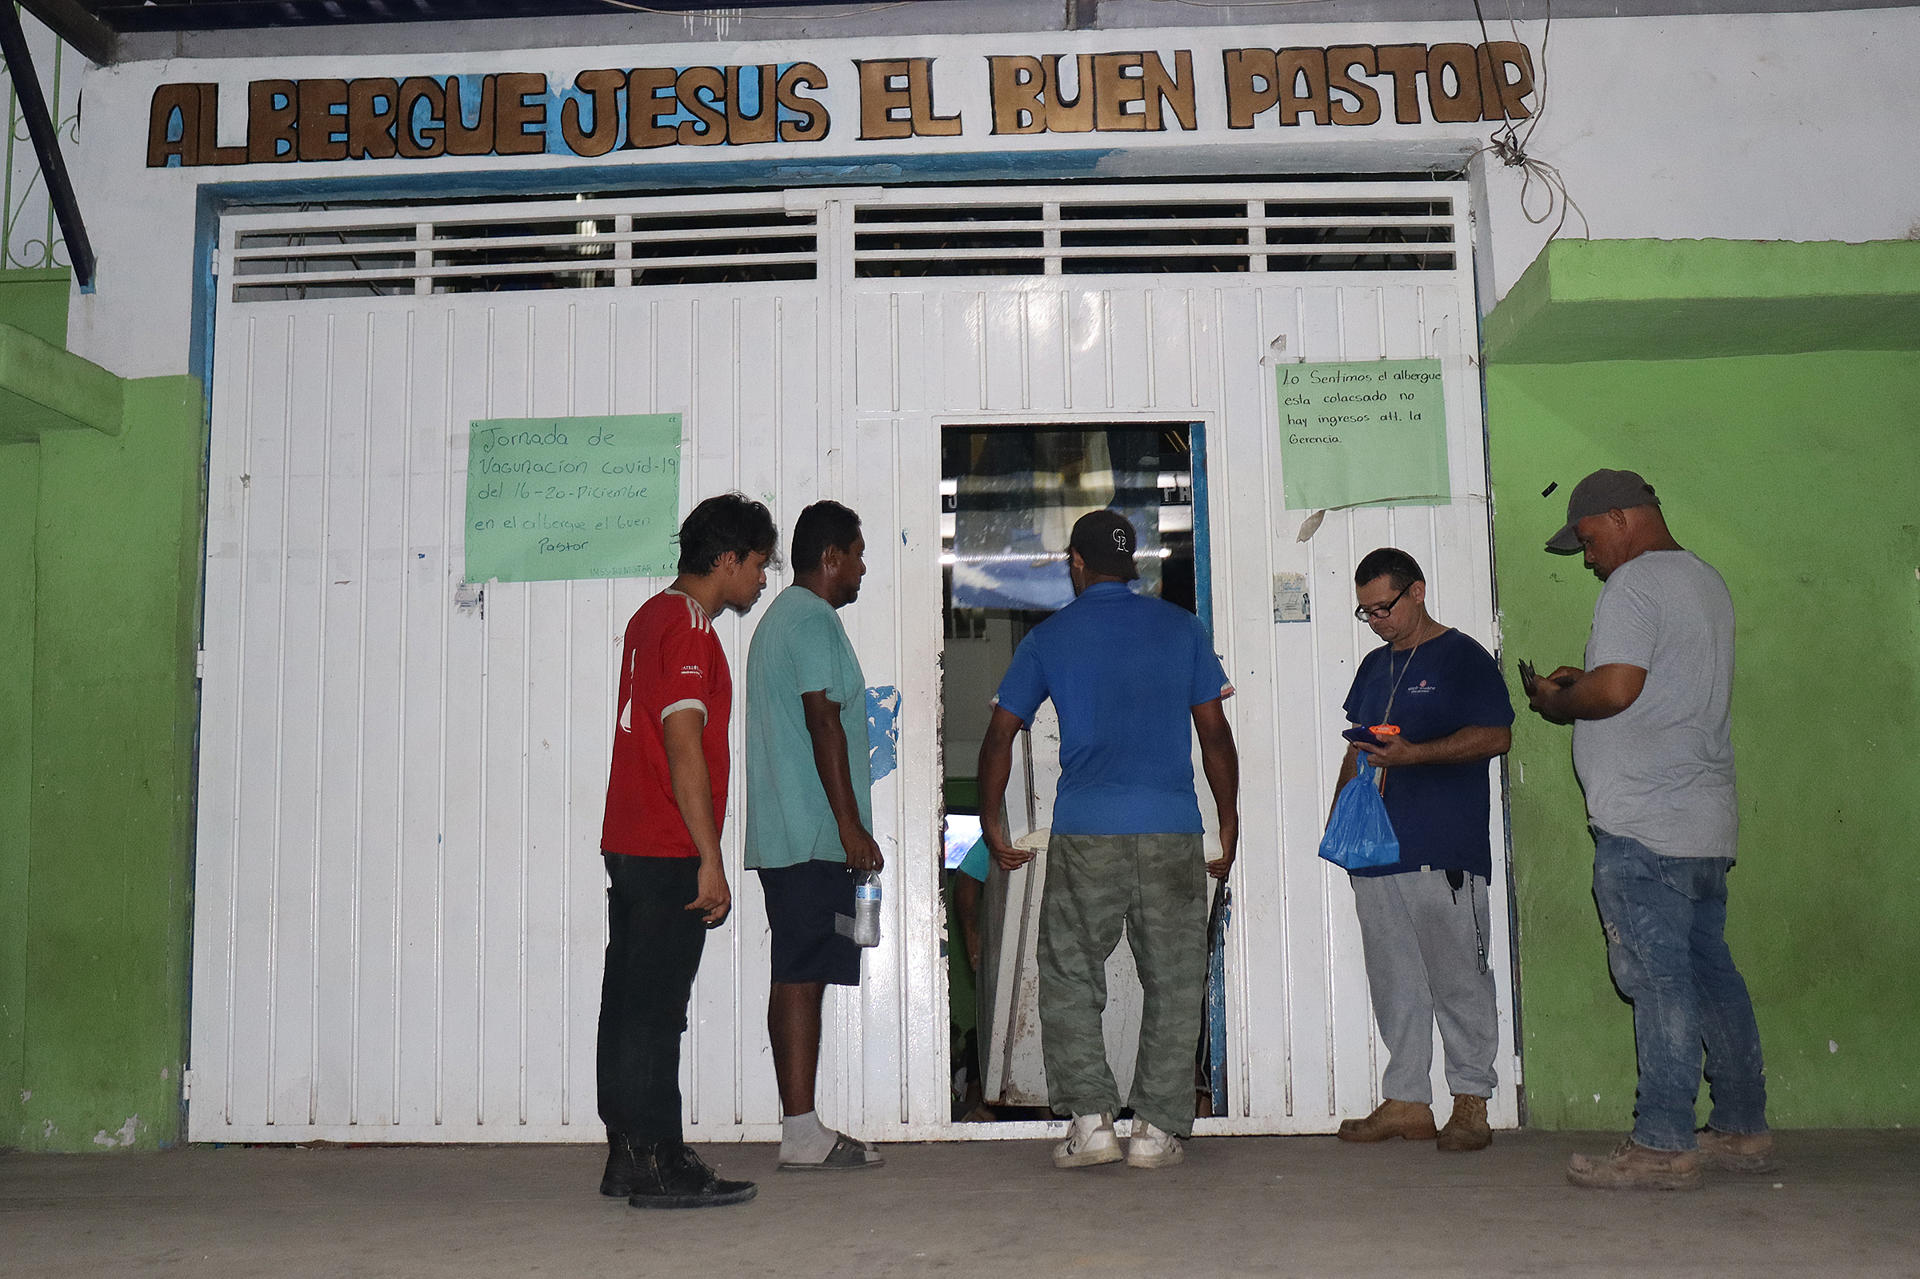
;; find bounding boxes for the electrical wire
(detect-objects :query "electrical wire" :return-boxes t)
[1463,0,1589,239]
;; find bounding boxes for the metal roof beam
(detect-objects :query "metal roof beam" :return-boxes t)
[16,0,117,65]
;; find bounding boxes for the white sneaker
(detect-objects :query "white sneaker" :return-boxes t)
[1052,1113,1122,1169]
[1126,1119,1184,1169]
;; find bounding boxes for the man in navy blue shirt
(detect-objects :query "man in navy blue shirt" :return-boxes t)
[1331,548,1513,1151]
[978,510,1239,1172]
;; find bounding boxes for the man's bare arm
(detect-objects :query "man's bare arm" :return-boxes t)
[976,706,1030,871]
[801,690,884,872]
[662,707,731,925]
[1192,698,1240,880]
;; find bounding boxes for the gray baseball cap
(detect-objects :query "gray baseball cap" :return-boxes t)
[1546,469,1660,553]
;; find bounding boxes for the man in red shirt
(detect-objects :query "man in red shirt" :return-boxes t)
[598,492,775,1209]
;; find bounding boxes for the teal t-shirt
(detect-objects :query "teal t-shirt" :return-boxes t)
[744,585,872,869]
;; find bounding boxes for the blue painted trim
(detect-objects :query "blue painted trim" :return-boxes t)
[1191,419,1214,643]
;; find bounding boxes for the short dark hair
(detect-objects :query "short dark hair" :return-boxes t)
[790,500,862,574]
[676,492,778,576]
[1355,547,1425,591]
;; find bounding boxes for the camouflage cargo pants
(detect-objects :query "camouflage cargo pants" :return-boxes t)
[1037,832,1208,1138]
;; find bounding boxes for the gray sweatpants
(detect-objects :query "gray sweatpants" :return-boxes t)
[1037,832,1208,1138]
[1350,869,1498,1103]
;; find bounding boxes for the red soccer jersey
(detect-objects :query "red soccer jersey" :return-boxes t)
[600,588,731,858]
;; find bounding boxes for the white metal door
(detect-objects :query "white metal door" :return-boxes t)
[191,181,1514,1142]
[843,183,1515,1134]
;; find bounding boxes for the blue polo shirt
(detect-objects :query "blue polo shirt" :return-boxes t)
[992,582,1233,835]
[1341,627,1513,879]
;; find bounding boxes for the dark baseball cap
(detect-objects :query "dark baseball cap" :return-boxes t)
[1546,469,1661,553]
[1068,509,1139,580]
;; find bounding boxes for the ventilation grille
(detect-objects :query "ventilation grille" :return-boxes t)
[853,196,1455,278]
[229,205,819,302]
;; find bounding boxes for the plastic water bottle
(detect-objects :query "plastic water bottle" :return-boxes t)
[852,871,882,948]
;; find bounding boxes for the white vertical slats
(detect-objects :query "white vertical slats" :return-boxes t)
[194,181,1505,1143]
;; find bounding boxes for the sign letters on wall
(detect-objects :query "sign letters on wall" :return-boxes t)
[146,41,1535,167]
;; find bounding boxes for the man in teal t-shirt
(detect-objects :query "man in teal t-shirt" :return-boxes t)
[745,500,886,1172]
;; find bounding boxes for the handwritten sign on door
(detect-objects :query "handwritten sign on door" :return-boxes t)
[1276,360,1449,511]
[464,413,681,583]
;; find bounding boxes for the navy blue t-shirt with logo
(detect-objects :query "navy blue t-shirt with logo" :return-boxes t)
[1341,627,1513,879]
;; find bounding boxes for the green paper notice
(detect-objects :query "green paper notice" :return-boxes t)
[1277,360,1449,511]
[464,414,682,584]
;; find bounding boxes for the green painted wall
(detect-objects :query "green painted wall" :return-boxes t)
[0,269,205,1151]
[1489,349,1920,1128]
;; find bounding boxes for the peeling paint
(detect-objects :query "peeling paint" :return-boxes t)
[1829,1040,1839,1053]
[92,1115,141,1148]
[41,1119,55,1140]
[19,1089,29,1102]
[866,685,901,782]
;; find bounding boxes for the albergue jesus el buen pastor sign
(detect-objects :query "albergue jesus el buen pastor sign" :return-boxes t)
[148,41,1535,166]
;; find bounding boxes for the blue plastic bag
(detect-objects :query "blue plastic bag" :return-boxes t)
[1317,754,1401,871]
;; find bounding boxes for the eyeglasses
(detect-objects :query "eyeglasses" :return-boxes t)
[1354,582,1411,622]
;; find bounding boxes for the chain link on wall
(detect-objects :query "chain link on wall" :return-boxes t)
[3,5,83,271]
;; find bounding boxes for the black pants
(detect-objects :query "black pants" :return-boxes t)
[596,853,706,1143]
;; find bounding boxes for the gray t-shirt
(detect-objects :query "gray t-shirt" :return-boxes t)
[1572,550,1738,859]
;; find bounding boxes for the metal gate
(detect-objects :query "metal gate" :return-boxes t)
[189,180,1515,1142]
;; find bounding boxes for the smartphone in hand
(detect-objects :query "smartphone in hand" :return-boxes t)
[1341,725,1381,746]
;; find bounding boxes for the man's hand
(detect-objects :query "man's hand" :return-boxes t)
[1357,733,1424,769]
[1206,818,1238,880]
[841,823,885,873]
[686,861,732,927]
[1528,664,1588,724]
[987,835,1033,872]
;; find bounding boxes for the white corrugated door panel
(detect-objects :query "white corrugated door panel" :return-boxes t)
[193,262,829,1140]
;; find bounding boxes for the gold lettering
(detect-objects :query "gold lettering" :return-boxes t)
[777,63,829,142]
[346,78,399,161]
[1276,48,1331,126]
[1223,48,1279,129]
[493,72,547,155]
[247,80,299,164]
[396,77,445,158]
[1373,45,1428,125]
[296,78,349,162]
[627,68,679,149]
[1327,46,1382,126]
[561,69,624,157]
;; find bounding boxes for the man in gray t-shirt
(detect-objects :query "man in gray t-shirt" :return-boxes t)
[1527,469,1770,1191]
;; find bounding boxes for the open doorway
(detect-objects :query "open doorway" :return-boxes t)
[936,420,1209,1125]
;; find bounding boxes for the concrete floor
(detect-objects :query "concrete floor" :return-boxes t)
[4,1130,1917,1277]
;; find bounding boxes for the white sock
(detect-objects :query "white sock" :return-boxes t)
[780,1110,834,1162]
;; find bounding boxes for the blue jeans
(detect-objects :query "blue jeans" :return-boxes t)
[1591,831,1768,1151]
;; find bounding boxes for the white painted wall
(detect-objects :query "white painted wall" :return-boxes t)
[62,9,1920,380]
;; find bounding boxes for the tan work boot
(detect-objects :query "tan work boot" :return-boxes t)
[1435,1094,1491,1152]
[1337,1099,1438,1143]
[1566,1139,1702,1190]
[1696,1127,1777,1173]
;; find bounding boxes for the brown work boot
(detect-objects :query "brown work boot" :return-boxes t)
[1566,1138,1701,1190]
[1696,1127,1777,1173]
[1337,1099,1438,1143]
[1436,1094,1491,1152]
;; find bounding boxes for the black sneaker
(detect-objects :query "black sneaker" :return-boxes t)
[628,1141,758,1210]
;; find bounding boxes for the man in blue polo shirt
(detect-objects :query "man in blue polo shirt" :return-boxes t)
[978,510,1239,1172]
